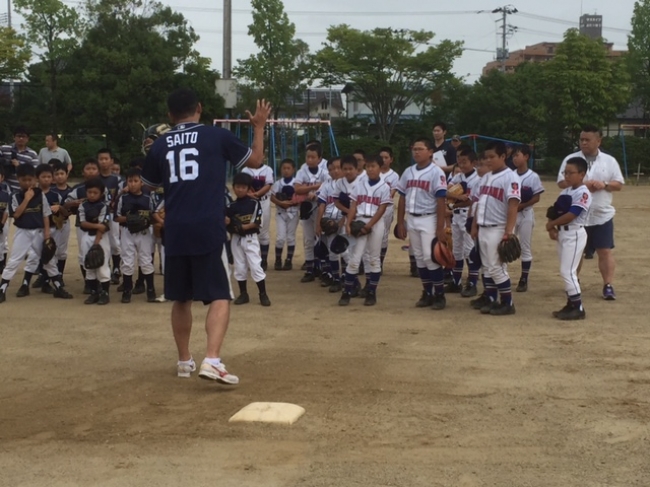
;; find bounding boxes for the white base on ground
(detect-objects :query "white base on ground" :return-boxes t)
[229,402,305,425]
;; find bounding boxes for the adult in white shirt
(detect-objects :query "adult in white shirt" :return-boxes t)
[557,125,624,300]
[38,133,73,173]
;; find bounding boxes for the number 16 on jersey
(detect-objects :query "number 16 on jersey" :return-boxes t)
[166,148,199,183]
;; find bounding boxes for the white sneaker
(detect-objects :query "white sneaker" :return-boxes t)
[177,359,196,378]
[198,360,239,385]
[155,294,167,303]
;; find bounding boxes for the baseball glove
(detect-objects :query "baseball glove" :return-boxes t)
[226,215,244,235]
[497,234,522,264]
[431,238,455,269]
[445,226,453,248]
[320,218,338,236]
[274,192,289,202]
[126,213,150,233]
[349,220,368,238]
[84,244,105,270]
[545,206,559,220]
[447,183,465,198]
[41,237,57,265]
[51,212,66,230]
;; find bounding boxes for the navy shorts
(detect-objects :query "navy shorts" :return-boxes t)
[585,218,614,250]
[165,243,233,304]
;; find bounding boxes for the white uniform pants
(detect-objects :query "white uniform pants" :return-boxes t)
[301,211,317,261]
[108,220,121,256]
[120,228,154,276]
[381,204,395,249]
[516,210,535,262]
[347,218,385,275]
[53,221,71,261]
[80,232,111,282]
[407,214,439,270]
[76,226,85,266]
[0,225,7,259]
[259,197,271,246]
[557,226,587,296]
[451,209,473,261]
[478,225,509,285]
[275,211,299,249]
[1,228,58,281]
[231,233,266,283]
[154,236,165,274]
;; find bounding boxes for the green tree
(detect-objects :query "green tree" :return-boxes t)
[14,0,83,130]
[627,0,650,117]
[0,26,30,82]
[313,26,463,142]
[544,29,631,144]
[234,0,310,118]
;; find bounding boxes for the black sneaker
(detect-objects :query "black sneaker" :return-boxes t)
[16,284,30,298]
[431,294,446,310]
[338,292,351,306]
[0,291,5,303]
[516,279,528,292]
[300,273,315,283]
[490,303,516,316]
[31,275,45,289]
[444,282,462,294]
[283,260,293,271]
[313,268,322,278]
[461,284,477,298]
[53,287,73,299]
[359,285,369,298]
[555,306,585,321]
[274,260,283,271]
[84,293,99,305]
[261,260,268,271]
[110,270,120,285]
[83,281,92,295]
[259,293,271,307]
[234,293,249,305]
[146,288,157,303]
[121,291,132,303]
[471,294,489,309]
[349,282,361,298]
[363,291,377,306]
[552,303,573,318]
[97,291,110,305]
[416,291,433,308]
[132,282,145,295]
[329,281,342,293]
[410,264,418,278]
[480,301,498,314]
[41,281,54,294]
[320,273,334,287]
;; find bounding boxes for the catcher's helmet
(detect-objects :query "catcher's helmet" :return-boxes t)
[142,123,172,154]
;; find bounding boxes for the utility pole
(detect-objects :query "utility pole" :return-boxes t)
[492,5,518,73]
[223,0,232,79]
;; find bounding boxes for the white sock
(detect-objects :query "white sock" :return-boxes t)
[204,357,221,367]
[178,357,194,366]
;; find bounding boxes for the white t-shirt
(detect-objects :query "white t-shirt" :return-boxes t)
[557,150,624,226]
[475,168,521,226]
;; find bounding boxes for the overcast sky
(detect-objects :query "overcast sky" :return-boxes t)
[163,0,635,84]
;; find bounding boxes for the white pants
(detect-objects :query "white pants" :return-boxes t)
[53,220,71,261]
[407,214,440,270]
[231,233,266,283]
[347,217,384,275]
[154,236,165,275]
[1,228,59,281]
[301,211,317,261]
[0,225,7,259]
[108,220,121,256]
[381,205,394,249]
[275,211,299,249]
[80,232,111,282]
[259,197,271,246]
[120,228,154,276]
[478,225,509,284]
[76,226,84,266]
[557,226,587,296]
[451,209,473,261]
[516,210,535,262]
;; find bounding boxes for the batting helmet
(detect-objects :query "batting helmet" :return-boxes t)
[314,239,329,260]
[330,235,349,255]
[281,185,295,200]
[299,201,313,220]
[521,187,534,203]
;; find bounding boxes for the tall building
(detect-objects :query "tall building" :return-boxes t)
[580,14,603,40]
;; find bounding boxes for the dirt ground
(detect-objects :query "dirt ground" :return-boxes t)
[1,181,649,487]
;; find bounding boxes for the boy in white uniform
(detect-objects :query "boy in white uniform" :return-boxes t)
[242,162,274,270]
[546,157,591,320]
[379,147,399,270]
[316,157,343,291]
[270,158,299,271]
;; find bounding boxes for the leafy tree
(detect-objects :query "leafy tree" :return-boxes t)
[234,0,310,118]
[544,29,631,144]
[14,0,83,129]
[0,26,30,82]
[313,26,463,142]
[627,0,650,118]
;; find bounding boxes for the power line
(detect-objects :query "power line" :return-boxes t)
[516,11,631,34]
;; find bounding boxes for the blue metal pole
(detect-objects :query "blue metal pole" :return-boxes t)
[620,128,628,179]
[328,124,340,156]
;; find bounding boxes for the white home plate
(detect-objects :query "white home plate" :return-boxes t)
[229,402,305,425]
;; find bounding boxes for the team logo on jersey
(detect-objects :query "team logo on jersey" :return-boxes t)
[511,182,519,191]
[581,192,589,203]
[356,195,381,206]
[406,180,431,191]
[440,176,446,185]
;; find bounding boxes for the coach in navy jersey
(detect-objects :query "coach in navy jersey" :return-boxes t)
[142,88,271,384]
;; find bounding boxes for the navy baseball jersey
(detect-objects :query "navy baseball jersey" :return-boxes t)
[142,122,252,256]
[51,184,72,202]
[100,174,120,205]
[43,189,62,227]
[65,182,88,226]
[78,200,110,236]
[150,187,165,213]
[0,188,9,231]
[10,188,52,229]
[226,197,262,236]
[115,192,153,227]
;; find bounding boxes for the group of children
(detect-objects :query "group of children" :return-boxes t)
[0,137,593,320]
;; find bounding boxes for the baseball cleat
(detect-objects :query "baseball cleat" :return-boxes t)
[16,284,30,298]
[283,259,293,271]
[31,275,45,289]
[461,283,478,298]
[516,279,528,292]
[338,292,351,306]
[555,306,586,321]
[603,284,616,301]
[320,274,334,287]
[234,293,250,305]
[444,282,462,294]
[329,281,342,293]
[300,273,315,283]
[177,359,196,378]
[480,301,498,314]
[259,293,271,307]
[416,291,434,308]
[489,303,516,316]
[146,288,157,303]
[110,272,120,285]
[552,303,572,318]
[198,360,239,385]
[431,294,446,310]
[121,291,132,303]
[0,291,5,303]
[471,294,489,309]
[132,282,145,295]
[363,291,377,306]
[274,260,283,271]
[53,287,73,299]
[358,285,369,298]
[97,291,110,305]
[83,281,92,295]
[84,293,99,305]
[41,281,54,294]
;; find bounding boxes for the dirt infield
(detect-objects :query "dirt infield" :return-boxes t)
[1,182,649,486]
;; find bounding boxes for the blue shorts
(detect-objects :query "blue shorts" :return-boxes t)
[585,219,614,250]
[165,243,233,304]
